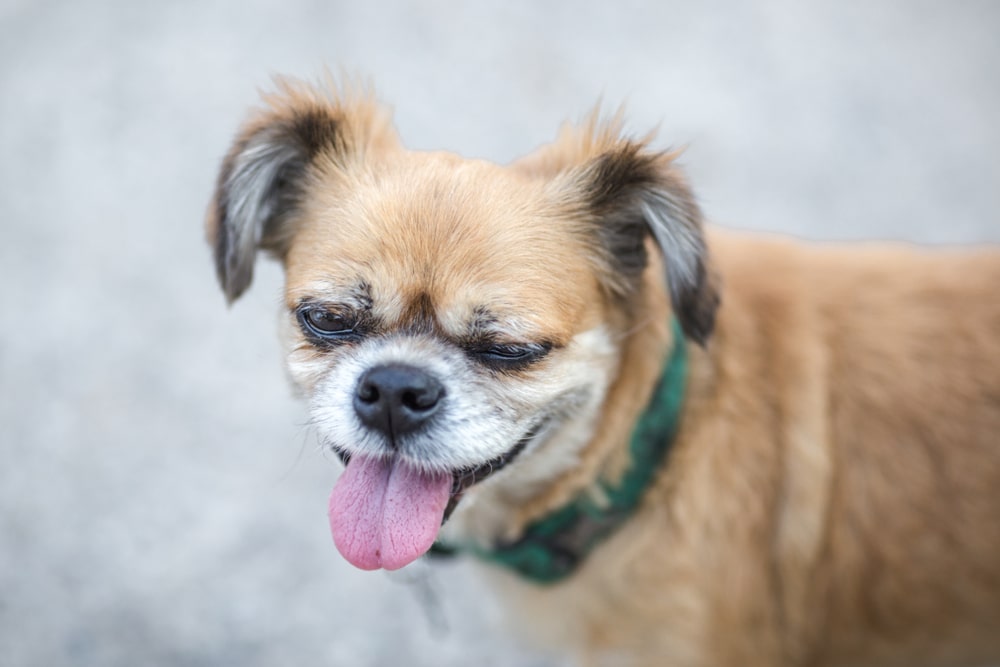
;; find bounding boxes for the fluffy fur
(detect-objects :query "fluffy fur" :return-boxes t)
[206,76,1000,667]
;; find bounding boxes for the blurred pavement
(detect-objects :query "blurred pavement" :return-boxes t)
[1,1,998,665]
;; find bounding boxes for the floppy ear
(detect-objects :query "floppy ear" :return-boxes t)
[206,78,394,303]
[580,142,719,345]
[516,114,719,345]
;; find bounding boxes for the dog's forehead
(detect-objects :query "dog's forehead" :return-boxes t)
[284,152,600,339]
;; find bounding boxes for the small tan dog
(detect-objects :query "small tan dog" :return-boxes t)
[206,77,1000,667]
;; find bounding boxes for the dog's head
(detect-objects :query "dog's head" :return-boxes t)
[206,78,718,571]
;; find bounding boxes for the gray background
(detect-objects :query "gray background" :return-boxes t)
[1,1,998,666]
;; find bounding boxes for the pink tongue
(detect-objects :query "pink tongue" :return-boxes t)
[328,454,452,571]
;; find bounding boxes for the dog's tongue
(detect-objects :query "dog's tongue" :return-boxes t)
[328,454,451,571]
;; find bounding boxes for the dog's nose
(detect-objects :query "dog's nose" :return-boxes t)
[353,364,444,441]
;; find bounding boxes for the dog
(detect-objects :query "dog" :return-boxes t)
[205,77,1000,667]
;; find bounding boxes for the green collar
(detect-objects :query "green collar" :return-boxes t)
[430,318,688,584]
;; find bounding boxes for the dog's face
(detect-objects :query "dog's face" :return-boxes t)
[207,79,717,571]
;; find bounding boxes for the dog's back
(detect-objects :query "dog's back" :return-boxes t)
[701,233,1000,666]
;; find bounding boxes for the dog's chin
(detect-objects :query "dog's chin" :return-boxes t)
[444,422,544,519]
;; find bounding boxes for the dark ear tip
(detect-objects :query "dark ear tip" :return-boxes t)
[680,315,715,348]
[221,271,251,305]
[211,254,248,305]
[211,230,252,304]
[676,287,720,348]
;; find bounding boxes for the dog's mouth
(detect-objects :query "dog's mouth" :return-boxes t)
[444,422,540,519]
[327,421,545,572]
[332,420,541,518]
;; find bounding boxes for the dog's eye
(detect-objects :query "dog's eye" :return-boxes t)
[484,344,534,360]
[299,308,355,338]
[473,342,551,369]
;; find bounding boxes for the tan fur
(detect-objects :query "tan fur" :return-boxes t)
[496,234,1000,667]
[207,78,1000,667]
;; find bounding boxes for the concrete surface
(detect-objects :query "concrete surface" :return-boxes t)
[1,1,998,665]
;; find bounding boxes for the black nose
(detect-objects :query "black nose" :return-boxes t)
[353,364,445,441]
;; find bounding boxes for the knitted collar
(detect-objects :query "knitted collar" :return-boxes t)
[430,318,688,584]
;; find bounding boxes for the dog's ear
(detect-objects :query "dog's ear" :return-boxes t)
[580,143,719,345]
[206,78,394,303]
[519,118,719,345]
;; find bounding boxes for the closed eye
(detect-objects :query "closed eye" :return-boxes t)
[470,342,552,370]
